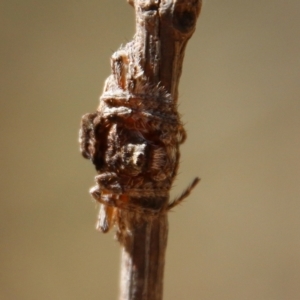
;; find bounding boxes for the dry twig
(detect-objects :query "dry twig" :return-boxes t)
[79,1,202,299]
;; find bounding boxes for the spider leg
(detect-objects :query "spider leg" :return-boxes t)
[96,204,116,233]
[167,177,200,211]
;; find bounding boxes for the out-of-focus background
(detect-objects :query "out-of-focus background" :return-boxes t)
[1,0,300,299]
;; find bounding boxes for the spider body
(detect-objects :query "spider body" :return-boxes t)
[79,47,196,233]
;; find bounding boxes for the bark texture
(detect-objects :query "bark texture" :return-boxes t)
[118,3,201,299]
[79,1,201,299]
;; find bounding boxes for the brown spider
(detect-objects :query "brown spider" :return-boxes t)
[79,47,199,233]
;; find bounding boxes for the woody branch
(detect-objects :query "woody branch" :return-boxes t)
[119,1,201,299]
[79,0,201,299]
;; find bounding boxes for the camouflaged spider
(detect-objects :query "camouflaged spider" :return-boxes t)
[79,47,199,233]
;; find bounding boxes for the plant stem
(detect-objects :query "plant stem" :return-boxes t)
[79,1,201,299]
[117,1,202,299]
[119,213,168,300]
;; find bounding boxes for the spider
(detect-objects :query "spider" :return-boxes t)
[79,47,199,233]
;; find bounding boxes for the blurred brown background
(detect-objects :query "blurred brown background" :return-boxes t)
[1,0,300,299]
